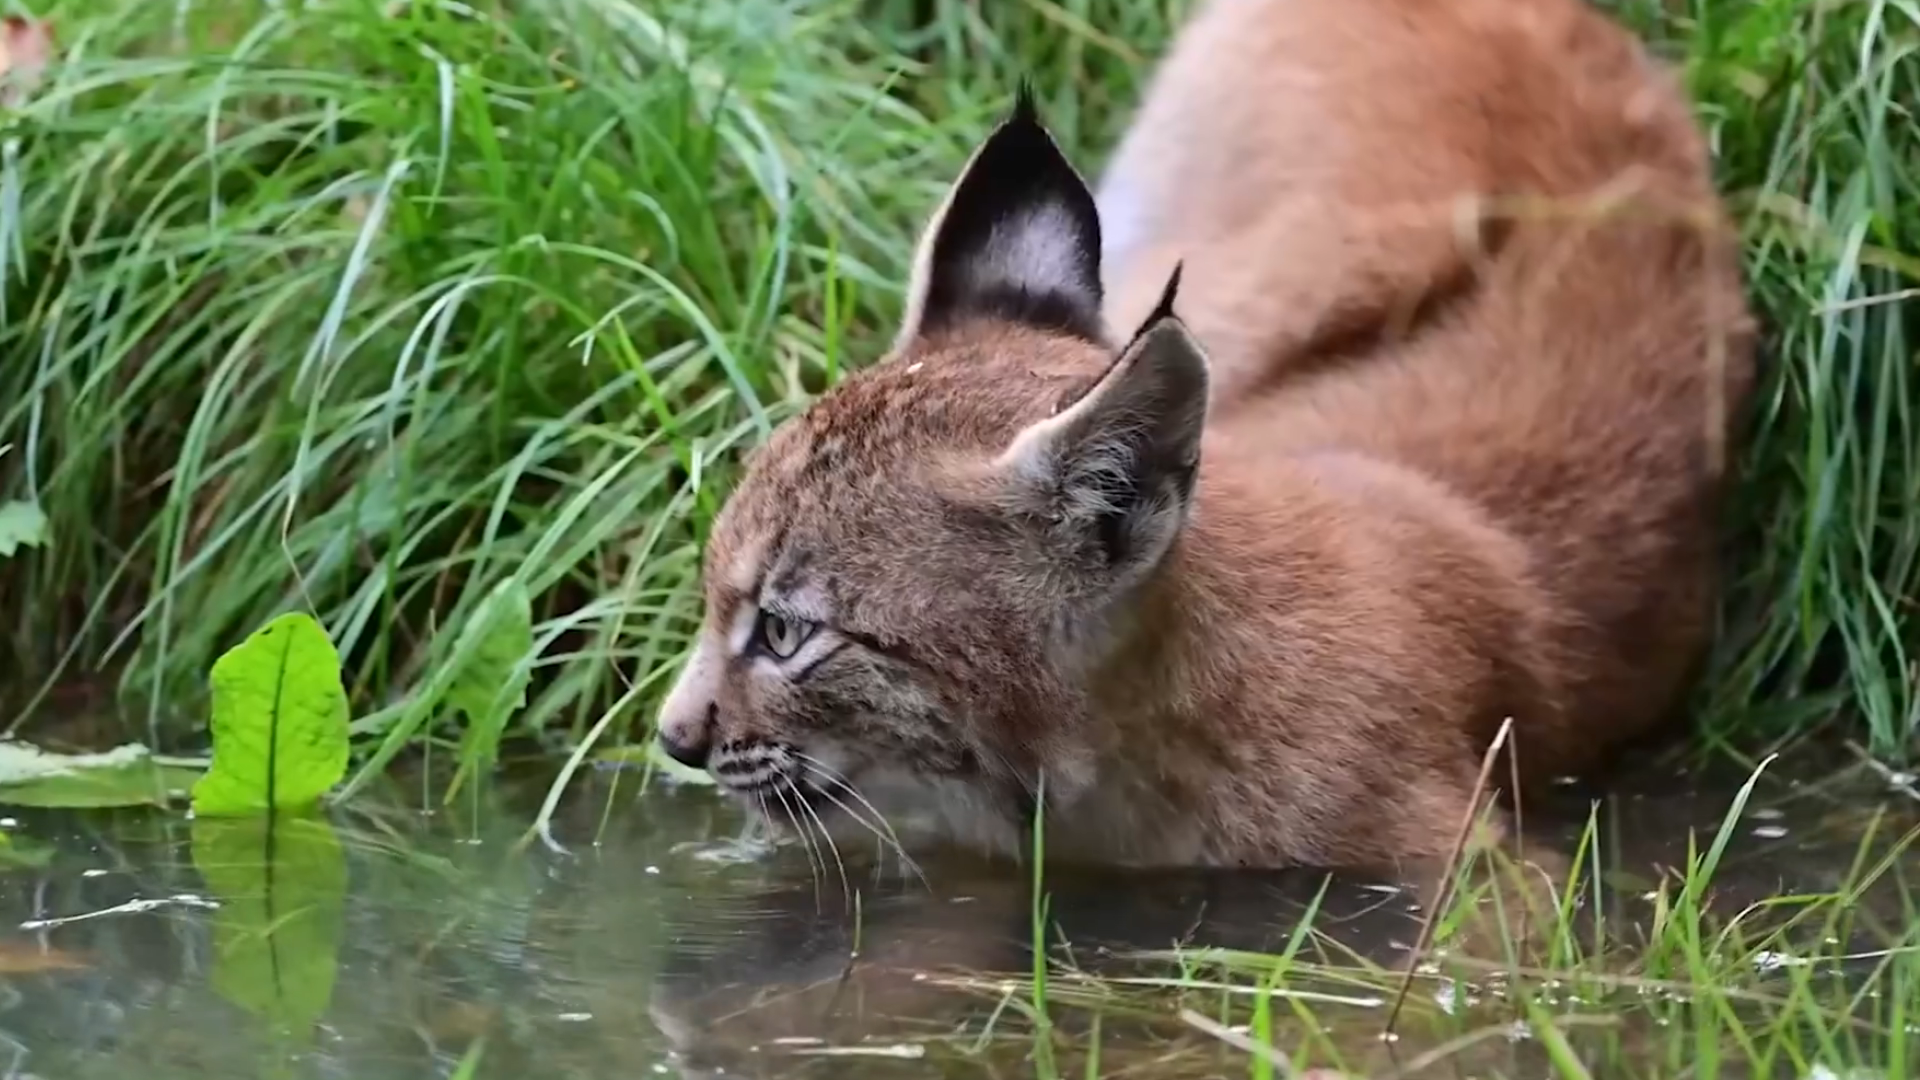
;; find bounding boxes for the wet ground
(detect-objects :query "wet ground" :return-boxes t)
[3,747,1917,1079]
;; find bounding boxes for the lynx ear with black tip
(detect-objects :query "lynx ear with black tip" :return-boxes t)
[893,84,1105,349]
[994,264,1208,582]
[1127,261,1185,346]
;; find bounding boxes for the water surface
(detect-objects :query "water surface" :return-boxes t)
[4,750,1917,1079]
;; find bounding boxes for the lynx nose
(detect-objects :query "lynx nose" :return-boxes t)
[658,703,715,769]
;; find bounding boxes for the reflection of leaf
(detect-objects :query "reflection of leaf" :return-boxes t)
[0,831,54,870]
[192,613,350,817]
[190,812,346,1034]
[443,580,533,803]
[0,741,197,808]
[0,500,48,558]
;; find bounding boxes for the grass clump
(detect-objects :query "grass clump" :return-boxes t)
[959,777,1920,1080]
[0,0,946,751]
[0,0,1915,778]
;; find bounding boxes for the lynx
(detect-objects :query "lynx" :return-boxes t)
[653,0,1755,871]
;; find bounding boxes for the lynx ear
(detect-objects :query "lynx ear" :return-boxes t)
[894,86,1105,349]
[995,268,1208,580]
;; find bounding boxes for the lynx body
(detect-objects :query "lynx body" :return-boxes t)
[654,0,1755,870]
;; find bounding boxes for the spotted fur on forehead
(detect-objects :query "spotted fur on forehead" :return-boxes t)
[738,325,1112,522]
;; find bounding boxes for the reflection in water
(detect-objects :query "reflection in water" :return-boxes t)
[644,862,1436,1080]
[0,752,1915,1079]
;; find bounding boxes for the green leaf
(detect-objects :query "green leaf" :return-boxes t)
[0,741,198,808]
[190,811,347,1034]
[192,613,351,817]
[442,580,534,803]
[0,500,48,558]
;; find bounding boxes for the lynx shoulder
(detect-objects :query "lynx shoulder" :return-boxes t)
[653,0,1756,870]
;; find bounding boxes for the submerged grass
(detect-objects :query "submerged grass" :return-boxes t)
[960,769,1920,1079]
[0,0,1915,777]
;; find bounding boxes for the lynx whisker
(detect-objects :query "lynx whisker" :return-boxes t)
[786,776,852,902]
[797,756,928,887]
[794,754,906,842]
[770,782,825,895]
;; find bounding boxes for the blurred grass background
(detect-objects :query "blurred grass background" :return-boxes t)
[0,0,1914,773]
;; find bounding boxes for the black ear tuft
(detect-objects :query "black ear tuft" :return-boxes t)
[1129,262,1184,345]
[898,86,1106,345]
[1012,79,1042,124]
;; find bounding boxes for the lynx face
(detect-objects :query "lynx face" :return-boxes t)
[653,91,1208,859]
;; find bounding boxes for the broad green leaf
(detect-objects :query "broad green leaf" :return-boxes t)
[190,812,346,1035]
[192,613,350,817]
[443,580,533,803]
[0,741,198,808]
[0,500,47,558]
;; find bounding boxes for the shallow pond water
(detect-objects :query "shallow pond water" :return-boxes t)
[3,749,1918,1079]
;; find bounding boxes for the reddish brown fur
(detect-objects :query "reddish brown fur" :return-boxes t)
[654,0,1756,871]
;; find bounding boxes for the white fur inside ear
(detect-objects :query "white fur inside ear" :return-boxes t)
[993,318,1209,546]
[994,386,1083,488]
[964,202,1099,307]
[993,355,1146,525]
[998,396,1164,528]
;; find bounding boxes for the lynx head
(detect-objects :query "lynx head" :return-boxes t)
[654,89,1209,859]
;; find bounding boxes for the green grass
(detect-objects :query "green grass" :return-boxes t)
[0,0,1915,779]
[955,773,1920,1080]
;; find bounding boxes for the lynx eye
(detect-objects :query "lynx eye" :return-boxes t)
[756,610,814,660]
